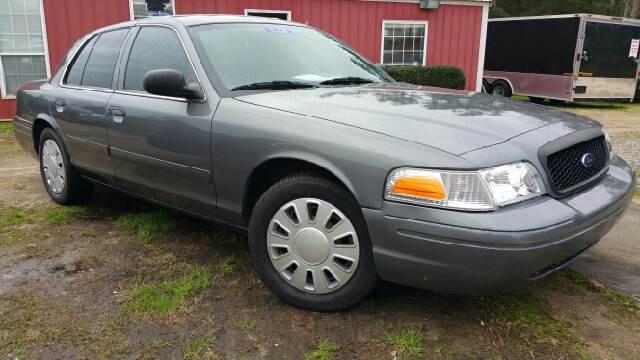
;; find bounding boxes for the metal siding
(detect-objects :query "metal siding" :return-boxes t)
[0,100,16,119]
[176,0,482,90]
[2,0,485,119]
[43,0,131,71]
[0,0,130,119]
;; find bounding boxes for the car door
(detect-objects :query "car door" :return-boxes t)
[106,25,217,217]
[52,28,130,183]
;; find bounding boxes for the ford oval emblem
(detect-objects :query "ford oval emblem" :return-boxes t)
[581,153,595,168]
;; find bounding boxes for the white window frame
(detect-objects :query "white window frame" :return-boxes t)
[380,20,429,66]
[244,9,292,21]
[129,0,176,21]
[0,0,51,100]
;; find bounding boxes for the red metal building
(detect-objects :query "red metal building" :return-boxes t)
[0,0,490,119]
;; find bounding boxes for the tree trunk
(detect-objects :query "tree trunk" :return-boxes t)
[624,0,632,17]
[631,0,640,18]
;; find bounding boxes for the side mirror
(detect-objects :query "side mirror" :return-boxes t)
[143,69,204,100]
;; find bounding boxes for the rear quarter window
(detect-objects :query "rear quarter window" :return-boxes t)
[64,36,97,86]
[79,28,129,89]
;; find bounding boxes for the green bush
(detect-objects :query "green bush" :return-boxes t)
[383,65,466,90]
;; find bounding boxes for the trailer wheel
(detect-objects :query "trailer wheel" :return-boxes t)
[549,99,566,106]
[481,79,491,94]
[491,80,512,98]
[529,97,545,104]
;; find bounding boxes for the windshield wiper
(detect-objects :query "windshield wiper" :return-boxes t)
[319,76,375,85]
[231,81,317,91]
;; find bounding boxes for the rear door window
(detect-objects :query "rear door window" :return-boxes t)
[81,28,129,89]
[64,36,97,86]
[123,26,197,92]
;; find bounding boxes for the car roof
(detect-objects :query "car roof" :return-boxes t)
[120,14,304,28]
[171,14,304,26]
[91,15,307,35]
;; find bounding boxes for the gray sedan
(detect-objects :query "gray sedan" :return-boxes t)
[12,15,636,311]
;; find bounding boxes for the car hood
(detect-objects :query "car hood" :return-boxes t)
[235,83,600,155]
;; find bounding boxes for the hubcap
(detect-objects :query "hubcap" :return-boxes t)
[41,139,65,194]
[266,198,360,294]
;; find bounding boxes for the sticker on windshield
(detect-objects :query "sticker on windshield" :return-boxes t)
[264,27,293,34]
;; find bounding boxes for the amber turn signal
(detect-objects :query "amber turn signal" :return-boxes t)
[390,176,446,201]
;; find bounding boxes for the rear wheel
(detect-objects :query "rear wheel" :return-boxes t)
[491,80,512,97]
[38,128,94,204]
[248,174,377,311]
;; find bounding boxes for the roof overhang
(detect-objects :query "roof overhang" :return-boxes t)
[359,0,492,5]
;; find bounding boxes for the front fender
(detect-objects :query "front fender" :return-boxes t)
[255,151,359,202]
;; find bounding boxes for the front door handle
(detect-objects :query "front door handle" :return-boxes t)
[109,106,126,124]
[54,99,65,113]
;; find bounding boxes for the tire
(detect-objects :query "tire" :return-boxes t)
[481,79,491,94]
[529,97,546,104]
[490,80,512,98]
[248,174,377,311]
[38,127,94,205]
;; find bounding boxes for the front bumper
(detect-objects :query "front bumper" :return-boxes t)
[363,156,636,295]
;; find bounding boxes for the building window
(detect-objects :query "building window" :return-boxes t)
[131,0,175,20]
[0,0,48,98]
[381,21,428,66]
[244,9,291,21]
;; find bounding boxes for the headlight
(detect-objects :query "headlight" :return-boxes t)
[385,162,545,211]
[602,128,614,159]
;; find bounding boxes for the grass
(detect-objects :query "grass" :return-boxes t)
[43,206,89,225]
[0,207,32,230]
[116,209,177,243]
[1,229,28,246]
[552,269,640,315]
[125,265,212,313]
[135,340,172,360]
[386,326,424,359]
[1,206,89,230]
[213,256,237,283]
[182,332,217,360]
[230,320,255,332]
[0,121,13,136]
[433,343,458,357]
[512,95,638,111]
[305,339,338,360]
[0,294,131,359]
[479,292,585,351]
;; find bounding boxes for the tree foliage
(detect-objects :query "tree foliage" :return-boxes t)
[490,0,640,19]
[145,0,170,12]
[384,65,466,90]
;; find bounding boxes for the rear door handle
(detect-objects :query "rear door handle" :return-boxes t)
[109,106,126,124]
[54,99,65,113]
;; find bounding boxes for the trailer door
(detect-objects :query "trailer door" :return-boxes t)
[576,20,640,99]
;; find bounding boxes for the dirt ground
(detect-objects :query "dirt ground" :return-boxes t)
[1,101,639,360]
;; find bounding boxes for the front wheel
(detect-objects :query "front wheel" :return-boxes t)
[39,127,94,204]
[248,174,377,311]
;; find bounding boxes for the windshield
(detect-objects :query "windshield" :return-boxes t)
[189,23,391,90]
